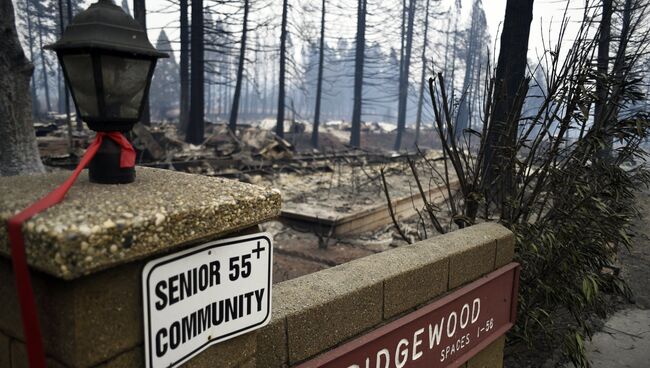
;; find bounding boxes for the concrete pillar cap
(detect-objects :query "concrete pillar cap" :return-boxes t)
[0,167,281,279]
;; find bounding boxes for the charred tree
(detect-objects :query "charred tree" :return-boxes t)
[593,0,612,130]
[22,0,39,117]
[276,0,289,138]
[262,43,268,115]
[449,2,460,101]
[228,0,249,132]
[599,0,636,155]
[0,0,45,175]
[414,0,431,145]
[179,0,190,134]
[605,0,635,118]
[311,0,326,148]
[67,0,81,129]
[57,3,70,116]
[456,0,487,137]
[253,38,261,116]
[35,1,51,114]
[350,0,367,148]
[133,0,150,125]
[58,0,73,152]
[187,0,204,144]
[393,0,416,151]
[612,0,635,79]
[399,0,406,86]
[482,0,534,216]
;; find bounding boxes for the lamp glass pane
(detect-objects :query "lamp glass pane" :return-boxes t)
[101,55,152,120]
[61,54,98,117]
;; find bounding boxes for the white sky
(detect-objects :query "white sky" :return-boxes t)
[480,0,585,63]
[135,0,585,62]
[56,0,587,71]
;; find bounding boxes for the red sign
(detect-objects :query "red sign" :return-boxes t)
[297,263,520,368]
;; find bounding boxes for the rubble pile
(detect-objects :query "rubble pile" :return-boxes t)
[34,118,450,283]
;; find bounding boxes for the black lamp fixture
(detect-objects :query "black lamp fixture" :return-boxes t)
[46,0,167,184]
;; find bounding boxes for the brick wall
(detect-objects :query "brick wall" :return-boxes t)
[0,223,514,367]
[256,222,515,367]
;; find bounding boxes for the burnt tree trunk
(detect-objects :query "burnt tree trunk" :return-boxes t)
[311,0,326,148]
[179,0,190,134]
[229,0,249,132]
[133,0,150,125]
[414,0,431,145]
[206,78,212,120]
[253,39,261,116]
[399,0,406,87]
[393,0,416,151]
[606,0,634,117]
[482,0,534,214]
[66,0,82,130]
[271,55,277,117]
[449,12,459,101]
[456,1,480,137]
[35,3,51,114]
[186,0,204,144]
[593,0,612,130]
[262,48,268,115]
[57,65,63,112]
[58,0,72,153]
[600,0,634,155]
[350,0,367,148]
[243,75,249,117]
[443,15,450,77]
[276,0,289,138]
[25,0,39,117]
[0,0,45,176]
[58,0,69,117]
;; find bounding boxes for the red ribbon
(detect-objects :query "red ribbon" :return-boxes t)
[6,132,135,368]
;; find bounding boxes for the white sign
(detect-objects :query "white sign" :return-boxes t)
[142,232,273,368]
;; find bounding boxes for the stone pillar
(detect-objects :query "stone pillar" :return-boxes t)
[0,167,281,368]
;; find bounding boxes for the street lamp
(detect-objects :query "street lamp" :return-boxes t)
[46,0,167,184]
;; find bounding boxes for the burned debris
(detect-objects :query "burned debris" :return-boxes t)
[35,117,447,283]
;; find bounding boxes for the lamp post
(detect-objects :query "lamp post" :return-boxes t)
[46,0,167,184]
